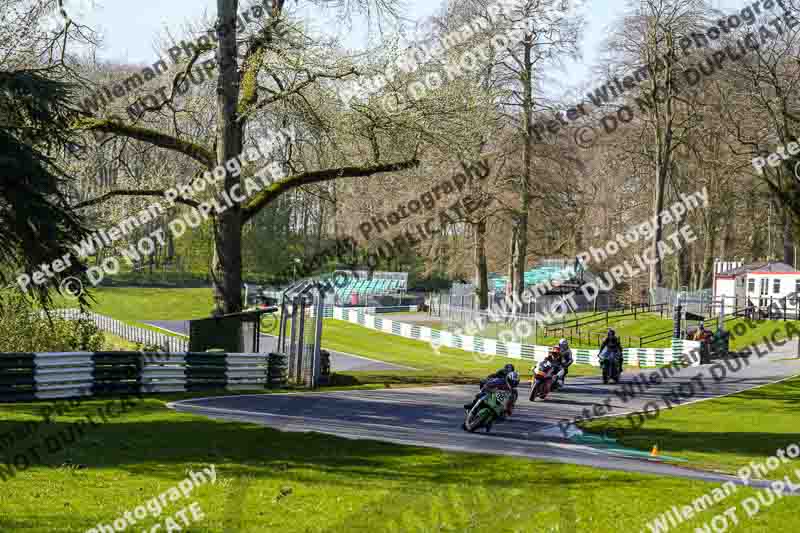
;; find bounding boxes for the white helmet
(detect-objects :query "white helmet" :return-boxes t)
[506,371,520,388]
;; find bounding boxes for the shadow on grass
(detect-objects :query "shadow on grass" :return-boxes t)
[0,409,651,493]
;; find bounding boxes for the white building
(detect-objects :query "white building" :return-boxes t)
[713,260,800,317]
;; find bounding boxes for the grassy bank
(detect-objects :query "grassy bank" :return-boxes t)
[313,319,601,386]
[54,287,214,322]
[581,373,800,479]
[408,314,800,352]
[1,395,798,532]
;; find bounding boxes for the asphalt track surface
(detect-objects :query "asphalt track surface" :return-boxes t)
[169,339,800,488]
[146,319,412,372]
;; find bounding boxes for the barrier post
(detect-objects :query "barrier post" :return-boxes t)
[673,303,683,339]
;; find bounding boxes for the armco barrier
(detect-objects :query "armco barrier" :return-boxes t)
[333,307,700,368]
[0,352,279,402]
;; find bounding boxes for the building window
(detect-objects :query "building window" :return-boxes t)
[748,279,755,293]
[760,278,769,296]
[774,279,781,294]
[796,279,800,295]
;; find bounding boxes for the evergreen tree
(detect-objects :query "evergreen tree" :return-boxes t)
[0,69,90,306]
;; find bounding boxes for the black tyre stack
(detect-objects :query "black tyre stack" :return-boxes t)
[319,350,331,386]
[267,352,287,388]
[0,353,36,402]
[92,352,142,396]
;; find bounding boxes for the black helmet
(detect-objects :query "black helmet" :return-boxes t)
[503,364,515,374]
[608,328,615,337]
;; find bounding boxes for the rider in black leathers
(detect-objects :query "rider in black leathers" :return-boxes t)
[464,364,518,411]
[600,328,623,374]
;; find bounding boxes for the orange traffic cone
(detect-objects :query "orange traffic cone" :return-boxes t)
[650,444,659,457]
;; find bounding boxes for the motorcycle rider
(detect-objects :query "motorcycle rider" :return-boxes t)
[553,338,573,388]
[499,371,520,419]
[693,323,713,362]
[600,328,623,374]
[464,364,517,411]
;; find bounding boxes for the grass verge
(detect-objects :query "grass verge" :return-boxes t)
[299,319,602,386]
[0,395,798,532]
[53,287,214,322]
[580,374,800,480]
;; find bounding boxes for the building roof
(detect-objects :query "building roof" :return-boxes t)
[720,261,800,276]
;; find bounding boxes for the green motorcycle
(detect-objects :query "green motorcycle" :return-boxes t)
[462,387,513,433]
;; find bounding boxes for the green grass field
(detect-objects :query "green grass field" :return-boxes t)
[1,392,799,533]
[415,312,800,352]
[8,289,799,531]
[54,287,215,321]
[309,319,601,385]
[53,287,799,387]
[581,374,800,479]
[409,311,675,348]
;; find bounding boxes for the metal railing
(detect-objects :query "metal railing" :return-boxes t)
[46,309,188,351]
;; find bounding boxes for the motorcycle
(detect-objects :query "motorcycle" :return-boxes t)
[529,359,560,401]
[599,347,622,384]
[462,381,514,433]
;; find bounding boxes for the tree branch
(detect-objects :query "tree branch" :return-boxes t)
[72,118,216,169]
[241,158,420,223]
[72,189,200,210]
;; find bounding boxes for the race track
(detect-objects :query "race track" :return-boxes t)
[169,343,800,488]
[146,319,413,372]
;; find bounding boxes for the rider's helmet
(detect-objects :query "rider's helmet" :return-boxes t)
[608,328,616,338]
[558,338,569,351]
[548,346,560,359]
[506,371,520,388]
[503,363,515,374]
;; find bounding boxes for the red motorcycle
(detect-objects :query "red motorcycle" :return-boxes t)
[529,357,561,401]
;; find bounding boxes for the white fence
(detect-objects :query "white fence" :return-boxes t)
[333,307,701,368]
[46,309,188,352]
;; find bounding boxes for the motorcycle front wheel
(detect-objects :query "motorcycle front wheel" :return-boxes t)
[530,380,545,401]
[464,405,491,432]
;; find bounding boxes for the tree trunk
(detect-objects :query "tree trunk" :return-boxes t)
[474,219,488,310]
[748,193,762,260]
[719,217,733,260]
[699,225,716,290]
[783,206,794,267]
[510,34,534,307]
[649,162,667,289]
[212,0,244,314]
[508,222,518,297]
[676,221,691,288]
